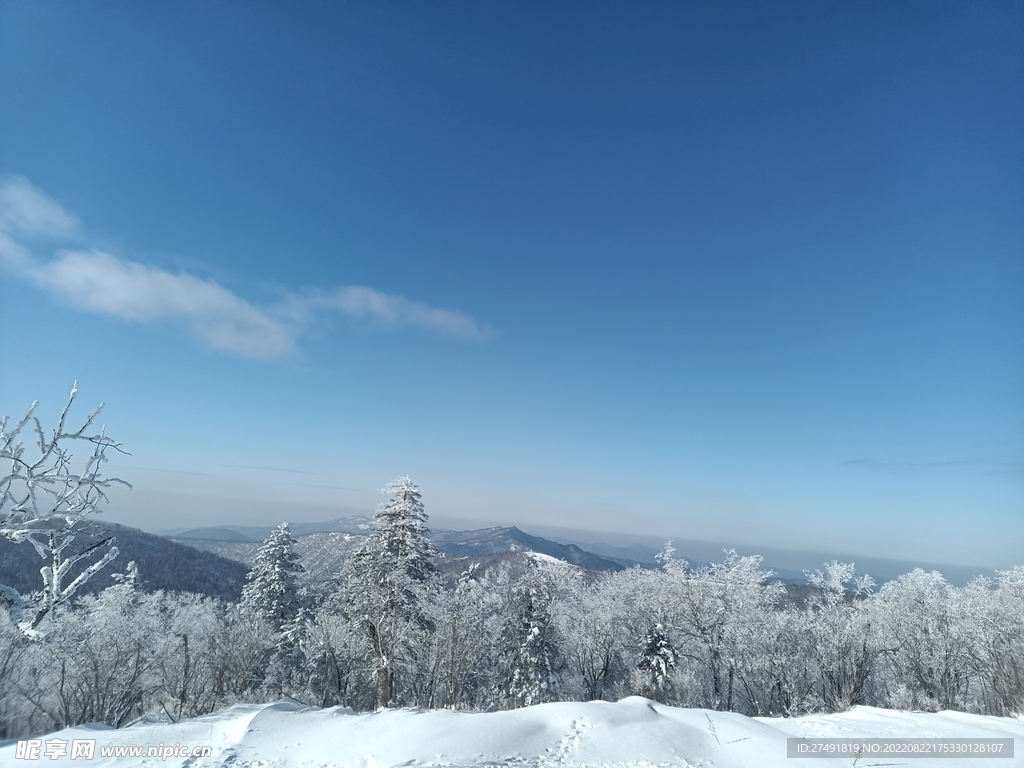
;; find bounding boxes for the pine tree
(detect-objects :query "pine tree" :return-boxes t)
[504,556,563,708]
[654,540,677,570]
[637,623,678,701]
[347,476,439,708]
[241,523,303,633]
[263,606,311,698]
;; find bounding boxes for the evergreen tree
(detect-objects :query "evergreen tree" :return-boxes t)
[347,476,439,708]
[241,523,303,633]
[637,623,678,701]
[263,606,311,698]
[504,556,563,708]
[654,541,677,570]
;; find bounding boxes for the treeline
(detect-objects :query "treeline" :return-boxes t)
[2,541,1022,738]
[5,394,1020,738]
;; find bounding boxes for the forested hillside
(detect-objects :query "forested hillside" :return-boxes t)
[0,522,248,600]
[2,479,1022,739]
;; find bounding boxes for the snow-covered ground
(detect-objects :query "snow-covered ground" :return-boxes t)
[3,698,1021,768]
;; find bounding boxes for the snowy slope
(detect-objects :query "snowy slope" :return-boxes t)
[3,698,1021,768]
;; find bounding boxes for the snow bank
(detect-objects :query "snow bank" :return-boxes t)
[2,698,1021,767]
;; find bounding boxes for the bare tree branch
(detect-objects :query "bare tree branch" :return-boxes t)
[0,382,130,636]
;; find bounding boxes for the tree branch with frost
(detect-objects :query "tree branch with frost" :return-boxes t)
[0,382,130,635]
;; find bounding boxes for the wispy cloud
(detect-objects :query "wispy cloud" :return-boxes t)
[0,176,492,359]
[0,176,79,239]
[297,286,490,339]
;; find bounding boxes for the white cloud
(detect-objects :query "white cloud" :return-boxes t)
[302,286,491,340]
[0,177,492,359]
[26,249,297,359]
[0,231,36,274]
[0,176,79,239]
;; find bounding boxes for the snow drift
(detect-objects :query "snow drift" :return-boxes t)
[2,697,1021,767]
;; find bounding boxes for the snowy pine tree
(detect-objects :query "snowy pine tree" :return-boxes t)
[654,541,677,570]
[263,606,311,698]
[347,476,440,708]
[241,523,304,633]
[504,555,564,708]
[637,623,678,700]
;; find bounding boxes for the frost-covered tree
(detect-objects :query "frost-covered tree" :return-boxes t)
[0,383,128,635]
[728,599,813,716]
[261,607,311,698]
[0,609,30,738]
[654,540,677,570]
[209,602,276,701]
[804,561,878,711]
[152,592,227,720]
[661,550,783,710]
[502,555,569,708]
[346,476,439,708]
[874,569,974,712]
[306,600,363,708]
[241,523,304,633]
[556,572,629,702]
[416,563,503,709]
[968,566,1024,715]
[637,623,678,700]
[238,523,306,699]
[37,561,157,729]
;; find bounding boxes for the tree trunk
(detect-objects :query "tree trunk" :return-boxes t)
[376,665,394,709]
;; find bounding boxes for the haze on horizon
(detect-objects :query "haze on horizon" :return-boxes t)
[1,2,1021,570]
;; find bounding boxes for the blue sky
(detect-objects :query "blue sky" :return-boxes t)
[1,2,1021,568]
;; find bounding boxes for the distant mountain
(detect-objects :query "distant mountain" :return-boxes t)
[0,522,249,600]
[545,537,662,568]
[12,514,947,608]
[170,530,363,587]
[173,526,256,542]
[168,516,375,543]
[433,526,627,571]
[162,518,858,589]
[171,521,629,579]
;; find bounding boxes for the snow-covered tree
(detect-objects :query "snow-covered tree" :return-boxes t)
[152,592,226,720]
[803,561,879,711]
[346,476,440,708]
[874,569,974,712]
[0,383,128,635]
[306,600,363,708]
[502,555,569,708]
[969,566,1024,715]
[729,600,813,716]
[556,572,629,702]
[637,623,678,700]
[654,540,677,570]
[661,550,782,710]
[37,561,159,729]
[209,601,276,701]
[241,523,304,633]
[417,563,503,709]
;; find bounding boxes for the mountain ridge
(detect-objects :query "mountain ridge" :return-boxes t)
[169,521,631,574]
[0,522,249,600]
